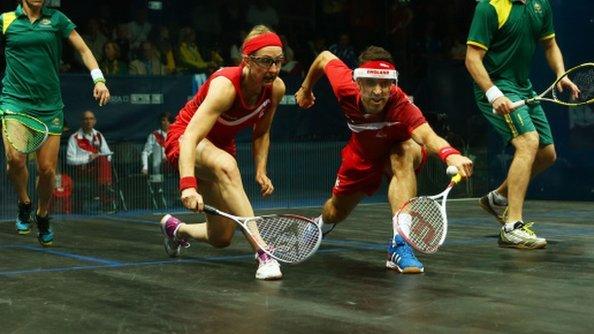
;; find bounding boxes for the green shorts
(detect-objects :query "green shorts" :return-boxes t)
[474,90,554,146]
[0,101,63,135]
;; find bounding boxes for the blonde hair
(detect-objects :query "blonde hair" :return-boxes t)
[241,25,274,51]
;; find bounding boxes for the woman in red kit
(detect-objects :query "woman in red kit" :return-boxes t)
[159,25,286,280]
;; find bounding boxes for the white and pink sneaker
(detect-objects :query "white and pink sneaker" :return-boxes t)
[160,214,190,257]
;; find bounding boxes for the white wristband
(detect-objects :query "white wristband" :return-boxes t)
[90,68,105,84]
[485,85,504,104]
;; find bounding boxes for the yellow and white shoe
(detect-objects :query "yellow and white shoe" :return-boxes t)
[499,222,547,249]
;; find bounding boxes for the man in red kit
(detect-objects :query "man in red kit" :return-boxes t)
[295,46,474,273]
[160,25,287,280]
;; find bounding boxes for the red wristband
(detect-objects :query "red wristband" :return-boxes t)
[437,147,461,163]
[179,176,197,191]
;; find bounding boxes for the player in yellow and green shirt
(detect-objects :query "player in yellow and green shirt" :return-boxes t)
[1,0,111,245]
[465,0,579,249]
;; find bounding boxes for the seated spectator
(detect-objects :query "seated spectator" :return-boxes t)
[246,0,279,28]
[176,27,223,74]
[229,30,247,66]
[280,35,302,76]
[66,110,115,212]
[82,18,108,65]
[127,7,152,52]
[328,33,357,68]
[129,41,166,75]
[141,112,173,176]
[150,25,176,74]
[101,41,128,75]
[114,23,131,63]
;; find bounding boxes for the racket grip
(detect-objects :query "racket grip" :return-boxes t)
[451,174,462,185]
[492,100,526,114]
[203,205,218,215]
[510,100,526,110]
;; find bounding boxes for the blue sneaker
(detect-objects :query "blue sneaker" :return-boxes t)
[386,235,424,274]
[35,214,54,247]
[16,202,33,235]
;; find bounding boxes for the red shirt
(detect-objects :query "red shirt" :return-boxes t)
[168,66,273,155]
[325,59,426,161]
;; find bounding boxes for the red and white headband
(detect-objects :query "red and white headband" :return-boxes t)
[353,60,398,81]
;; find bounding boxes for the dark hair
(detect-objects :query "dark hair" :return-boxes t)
[160,112,174,123]
[358,46,394,66]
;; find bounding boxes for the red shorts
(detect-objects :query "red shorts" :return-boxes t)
[164,129,236,167]
[332,143,428,197]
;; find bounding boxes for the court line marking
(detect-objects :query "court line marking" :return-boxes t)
[2,244,122,266]
[0,247,346,277]
[149,199,481,216]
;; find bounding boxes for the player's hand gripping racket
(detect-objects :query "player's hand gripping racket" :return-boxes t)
[493,62,594,113]
[394,166,462,254]
[0,109,49,154]
[203,205,322,264]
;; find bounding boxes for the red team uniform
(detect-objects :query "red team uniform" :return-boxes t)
[165,67,273,166]
[324,59,428,196]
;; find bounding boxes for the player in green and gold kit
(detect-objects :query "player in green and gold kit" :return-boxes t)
[1,0,111,246]
[465,0,579,249]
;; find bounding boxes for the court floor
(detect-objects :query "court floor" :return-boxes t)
[1,200,594,333]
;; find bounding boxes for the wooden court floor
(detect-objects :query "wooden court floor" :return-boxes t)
[1,200,593,333]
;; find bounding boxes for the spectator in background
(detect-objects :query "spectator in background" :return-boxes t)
[307,36,327,63]
[229,30,248,65]
[114,23,131,63]
[150,25,176,74]
[66,110,115,212]
[127,7,152,51]
[279,35,301,76]
[101,41,128,75]
[177,27,223,74]
[141,112,173,175]
[246,0,279,28]
[190,2,222,46]
[328,33,357,68]
[80,18,108,67]
[129,41,166,75]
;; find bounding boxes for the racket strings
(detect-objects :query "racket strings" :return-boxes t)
[555,66,594,103]
[2,117,48,153]
[400,197,445,253]
[247,216,320,263]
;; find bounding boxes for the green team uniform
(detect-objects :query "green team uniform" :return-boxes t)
[0,5,76,134]
[467,0,555,145]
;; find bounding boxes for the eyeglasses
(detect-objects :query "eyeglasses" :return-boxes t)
[249,55,285,68]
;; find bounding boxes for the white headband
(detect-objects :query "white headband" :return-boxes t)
[353,68,399,81]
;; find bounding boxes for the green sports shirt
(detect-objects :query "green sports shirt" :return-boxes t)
[467,0,555,94]
[0,5,76,111]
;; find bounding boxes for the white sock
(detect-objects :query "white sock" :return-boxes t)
[491,190,508,206]
[393,213,412,237]
[504,221,521,232]
[315,215,335,234]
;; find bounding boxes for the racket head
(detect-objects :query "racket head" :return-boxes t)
[1,111,49,154]
[552,63,594,106]
[245,214,322,264]
[395,196,446,254]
